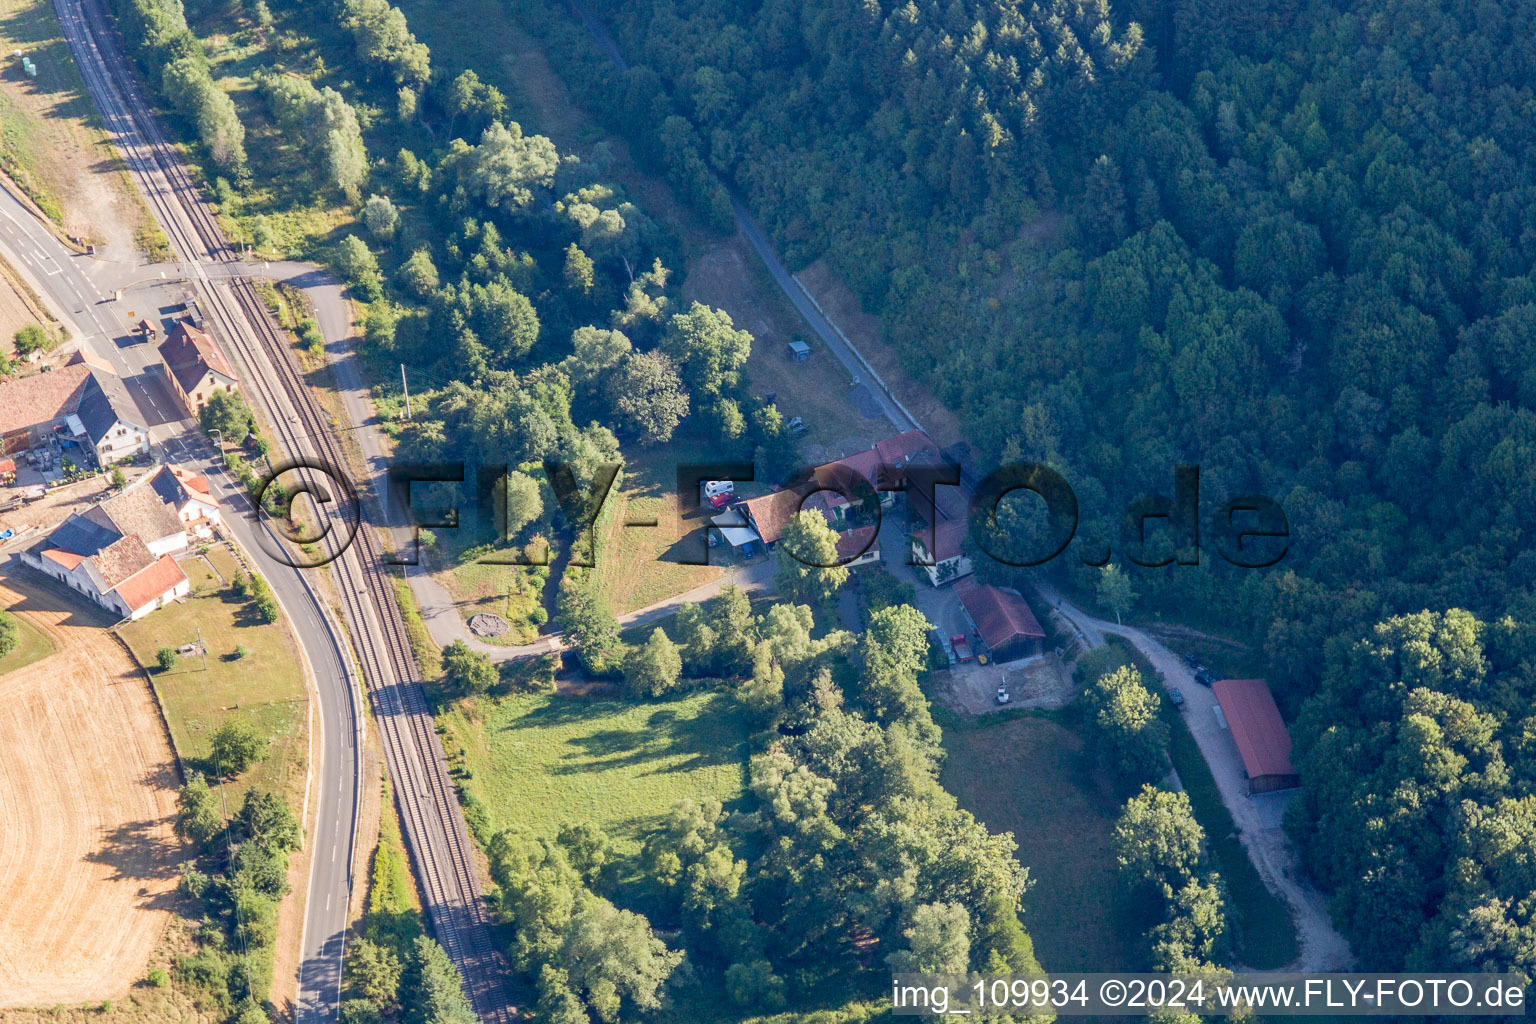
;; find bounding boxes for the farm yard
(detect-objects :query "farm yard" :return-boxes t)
[0,575,181,1009]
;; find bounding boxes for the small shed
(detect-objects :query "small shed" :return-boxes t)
[0,456,15,484]
[138,318,156,338]
[787,339,811,362]
[1211,678,1299,794]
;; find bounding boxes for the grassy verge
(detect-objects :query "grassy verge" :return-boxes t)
[362,780,423,954]
[424,551,549,645]
[436,689,750,855]
[393,576,441,679]
[0,605,54,675]
[1161,701,1300,969]
[591,435,740,614]
[118,546,308,807]
[940,712,1138,972]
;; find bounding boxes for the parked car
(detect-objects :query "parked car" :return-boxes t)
[1183,653,1200,670]
[1168,687,1185,707]
[707,491,734,510]
[996,685,1011,705]
[1194,669,1216,687]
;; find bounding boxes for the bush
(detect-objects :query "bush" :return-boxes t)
[0,609,18,659]
[210,719,265,776]
[13,323,53,356]
[156,646,179,672]
[233,645,249,660]
[146,967,169,988]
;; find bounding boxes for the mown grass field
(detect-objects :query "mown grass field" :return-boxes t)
[591,437,738,614]
[438,689,751,853]
[119,547,308,807]
[940,713,1139,973]
[0,603,53,676]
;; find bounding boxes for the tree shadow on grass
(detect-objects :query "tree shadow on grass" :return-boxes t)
[547,692,745,776]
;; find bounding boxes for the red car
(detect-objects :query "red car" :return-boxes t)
[707,491,735,510]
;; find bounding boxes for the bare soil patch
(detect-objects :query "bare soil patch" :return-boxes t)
[0,574,182,1009]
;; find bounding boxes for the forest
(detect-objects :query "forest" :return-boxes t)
[519,0,1536,982]
[103,0,1536,999]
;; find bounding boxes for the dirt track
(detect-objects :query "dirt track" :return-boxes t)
[0,576,181,1008]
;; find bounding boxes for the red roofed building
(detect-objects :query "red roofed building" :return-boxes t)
[1211,678,1299,794]
[956,579,1045,661]
[834,524,881,568]
[23,517,188,620]
[739,488,836,546]
[813,447,893,518]
[158,321,239,416]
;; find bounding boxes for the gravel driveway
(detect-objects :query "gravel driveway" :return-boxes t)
[1037,582,1355,972]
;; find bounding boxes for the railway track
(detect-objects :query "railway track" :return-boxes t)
[58,0,516,1017]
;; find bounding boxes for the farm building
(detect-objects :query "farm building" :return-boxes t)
[812,446,895,519]
[910,518,973,586]
[158,321,239,416]
[0,364,92,455]
[147,463,222,538]
[21,514,188,620]
[1212,678,1299,794]
[874,429,968,523]
[956,579,1045,661]
[833,525,881,568]
[76,366,151,465]
[83,480,191,557]
[735,490,880,567]
[738,488,838,547]
[0,361,148,465]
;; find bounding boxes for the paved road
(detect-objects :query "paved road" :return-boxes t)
[0,179,365,1019]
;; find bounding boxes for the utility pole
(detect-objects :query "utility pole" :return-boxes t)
[401,363,412,420]
[196,625,207,672]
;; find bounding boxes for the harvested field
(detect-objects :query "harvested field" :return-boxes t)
[0,574,181,1009]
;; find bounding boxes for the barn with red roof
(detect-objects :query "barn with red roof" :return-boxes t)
[1212,678,1299,794]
